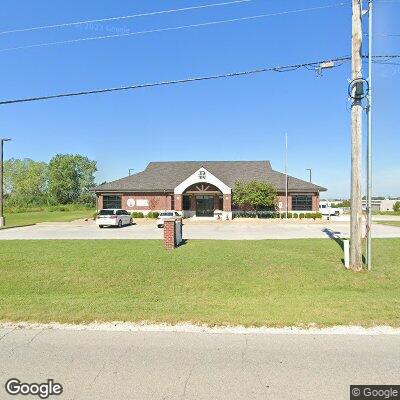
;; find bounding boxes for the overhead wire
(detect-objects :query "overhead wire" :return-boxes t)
[0,55,353,105]
[0,55,398,106]
[0,0,253,35]
[0,3,349,53]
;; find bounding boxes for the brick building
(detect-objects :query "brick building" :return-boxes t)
[94,161,326,219]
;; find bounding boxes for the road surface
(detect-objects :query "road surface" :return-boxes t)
[0,219,399,240]
[0,327,399,399]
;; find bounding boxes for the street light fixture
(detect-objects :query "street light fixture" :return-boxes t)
[0,138,12,228]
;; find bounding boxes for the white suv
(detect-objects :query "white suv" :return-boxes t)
[156,211,181,228]
[96,209,134,228]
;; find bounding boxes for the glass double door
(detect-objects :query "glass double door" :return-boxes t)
[196,195,215,217]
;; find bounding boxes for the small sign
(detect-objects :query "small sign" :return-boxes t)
[278,202,283,209]
[127,199,136,208]
[136,199,149,207]
[198,170,206,180]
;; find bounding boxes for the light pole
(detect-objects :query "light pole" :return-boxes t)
[366,0,373,271]
[306,168,312,183]
[0,138,11,228]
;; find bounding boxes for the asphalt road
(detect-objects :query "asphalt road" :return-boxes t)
[0,219,399,240]
[1,327,399,399]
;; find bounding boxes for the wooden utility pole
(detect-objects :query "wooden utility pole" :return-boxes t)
[350,0,363,271]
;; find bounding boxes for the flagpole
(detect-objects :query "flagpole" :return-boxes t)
[285,133,288,219]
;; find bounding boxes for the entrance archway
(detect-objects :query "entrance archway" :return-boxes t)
[182,183,223,217]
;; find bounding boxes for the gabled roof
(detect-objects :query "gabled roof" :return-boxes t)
[94,161,327,193]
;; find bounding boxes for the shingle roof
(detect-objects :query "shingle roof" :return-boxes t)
[94,161,327,193]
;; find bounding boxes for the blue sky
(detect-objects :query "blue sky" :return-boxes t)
[0,0,399,198]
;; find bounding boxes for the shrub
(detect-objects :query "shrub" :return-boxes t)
[131,211,144,218]
[147,212,159,219]
[314,212,322,219]
[299,213,305,219]
[394,201,400,212]
[293,213,298,218]
[287,212,293,219]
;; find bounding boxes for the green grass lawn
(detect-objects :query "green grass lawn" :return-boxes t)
[2,209,95,228]
[377,221,400,227]
[0,239,399,327]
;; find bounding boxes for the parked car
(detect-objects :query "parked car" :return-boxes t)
[156,211,181,228]
[96,209,134,228]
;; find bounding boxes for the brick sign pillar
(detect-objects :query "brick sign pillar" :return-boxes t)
[164,219,175,250]
[163,218,183,250]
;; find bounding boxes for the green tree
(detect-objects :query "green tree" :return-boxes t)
[48,154,97,205]
[74,155,97,205]
[333,200,350,208]
[394,201,400,212]
[4,158,48,207]
[233,181,277,211]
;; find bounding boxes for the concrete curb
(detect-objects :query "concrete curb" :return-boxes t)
[1,321,400,335]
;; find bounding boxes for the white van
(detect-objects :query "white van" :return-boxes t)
[96,209,134,228]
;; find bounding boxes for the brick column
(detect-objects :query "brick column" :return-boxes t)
[312,193,320,211]
[223,194,232,212]
[164,219,176,250]
[97,195,103,210]
[174,194,182,211]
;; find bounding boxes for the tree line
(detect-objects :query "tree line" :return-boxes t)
[4,154,97,208]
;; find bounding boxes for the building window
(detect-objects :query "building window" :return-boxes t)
[183,195,191,211]
[103,195,122,209]
[292,195,312,211]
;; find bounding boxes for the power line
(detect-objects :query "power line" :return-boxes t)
[1,54,396,106]
[0,3,348,53]
[0,0,252,35]
[0,56,353,105]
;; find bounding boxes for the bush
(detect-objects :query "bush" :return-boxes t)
[303,212,322,219]
[131,211,144,218]
[394,201,400,212]
[146,212,159,219]
[287,212,293,219]
[299,213,305,219]
[293,213,298,218]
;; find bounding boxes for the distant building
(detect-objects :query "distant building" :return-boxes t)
[362,198,397,212]
[94,161,327,219]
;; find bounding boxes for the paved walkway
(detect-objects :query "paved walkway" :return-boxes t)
[1,326,399,400]
[0,219,399,240]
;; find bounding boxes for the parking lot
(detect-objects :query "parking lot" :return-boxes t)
[0,218,399,240]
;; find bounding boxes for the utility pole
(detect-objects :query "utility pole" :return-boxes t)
[350,0,364,271]
[366,0,373,271]
[306,168,312,183]
[0,138,11,228]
